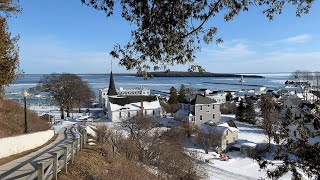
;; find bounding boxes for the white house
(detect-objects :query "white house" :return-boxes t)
[108,95,162,122]
[207,91,227,104]
[175,94,221,126]
[282,96,319,141]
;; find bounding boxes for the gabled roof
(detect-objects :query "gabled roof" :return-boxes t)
[190,94,216,105]
[107,71,118,96]
[287,98,304,107]
[109,95,158,106]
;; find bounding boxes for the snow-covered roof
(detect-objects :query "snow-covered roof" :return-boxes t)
[201,123,238,135]
[217,123,239,132]
[242,142,257,147]
[109,96,161,112]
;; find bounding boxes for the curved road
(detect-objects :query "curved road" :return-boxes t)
[0,127,74,180]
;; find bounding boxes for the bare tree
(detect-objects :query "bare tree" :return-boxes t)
[120,115,158,161]
[259,95,280,149]
[291,70,313,101]
[196,126,221,154]
[34,73,95,119]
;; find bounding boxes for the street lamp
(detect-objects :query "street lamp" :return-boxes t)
[22,90,28,133]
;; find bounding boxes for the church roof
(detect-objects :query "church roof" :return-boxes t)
[109,95,158,106]
[107,71,118,96]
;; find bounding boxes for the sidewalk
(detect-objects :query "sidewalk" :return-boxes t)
[0,127,73,180]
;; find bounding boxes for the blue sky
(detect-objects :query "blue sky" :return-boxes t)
[7,0,320,74]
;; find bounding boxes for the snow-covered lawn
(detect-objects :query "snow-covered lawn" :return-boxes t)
[186,114,294,180]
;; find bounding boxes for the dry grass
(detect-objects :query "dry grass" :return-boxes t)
[0,99,50,138]
[59,144,158,180]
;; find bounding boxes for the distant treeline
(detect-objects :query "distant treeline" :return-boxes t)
[135,71,264,78]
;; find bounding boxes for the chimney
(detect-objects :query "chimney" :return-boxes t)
[140,101,144,116]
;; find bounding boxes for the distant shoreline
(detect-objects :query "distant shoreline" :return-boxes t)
[135,71,264,78]
[23,72,265,78]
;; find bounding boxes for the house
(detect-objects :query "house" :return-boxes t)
[118,87,150,96]
[282,96,318,140]
[107,95,162,122]
[207,91,226,104]
[175,94,221,126]
[201,123,239,152]
[197,88,212,96]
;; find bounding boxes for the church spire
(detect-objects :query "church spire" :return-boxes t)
[107,71,117,96]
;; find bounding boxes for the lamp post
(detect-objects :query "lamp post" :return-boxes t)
[22,90,28,133]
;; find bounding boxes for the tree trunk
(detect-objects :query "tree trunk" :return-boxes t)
[0,86,4,100]
[66,107,70,117]
[60,107,65,119]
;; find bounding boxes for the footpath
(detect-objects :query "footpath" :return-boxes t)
[0,127,73,180]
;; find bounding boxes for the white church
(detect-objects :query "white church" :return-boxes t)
[99,72,161,122]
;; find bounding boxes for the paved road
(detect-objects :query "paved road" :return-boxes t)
[0,127,74,180]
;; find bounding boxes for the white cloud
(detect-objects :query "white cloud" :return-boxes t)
[280,34,311,43]
[202,41,255,60]
[202,50,320,73]
[264,34,312,46]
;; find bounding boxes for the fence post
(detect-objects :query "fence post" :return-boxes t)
[79,134,83,151]
[82,129,87,148]
[70,140,75,164]
[63,146,68,172]
[53,153,58,180]
[75,138,79,156]
[37,163,44,180]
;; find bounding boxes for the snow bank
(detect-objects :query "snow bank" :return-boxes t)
[0,130,54,159]
[86,126,97,137]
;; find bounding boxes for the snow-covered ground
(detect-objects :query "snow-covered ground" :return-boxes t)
[186,114,295,180]
[27,106,301,179]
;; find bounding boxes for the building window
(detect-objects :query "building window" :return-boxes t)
[153,110,155,115]
[200,115,203,120]
[233,137,235,142]
[119,112,122,118]
[285,105,287,108]
[207,105,210,108]
[145,110,147,115]
[128,111,130,118]
[294,131,297,137]
[226,131,228,136]
[213,114,215,119]
[200,106,203,111]
[226,140,229,145]
[213,105,215,109]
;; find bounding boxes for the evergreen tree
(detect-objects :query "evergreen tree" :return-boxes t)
[244,97,255,124]
[0,17,19,99]
[168,87,179,104]
[178,84,187,103]
[0,0,21,99]
[226,92,233,101]
[236,99,245,121]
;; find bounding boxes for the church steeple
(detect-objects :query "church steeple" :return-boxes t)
[107,71,117,96]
